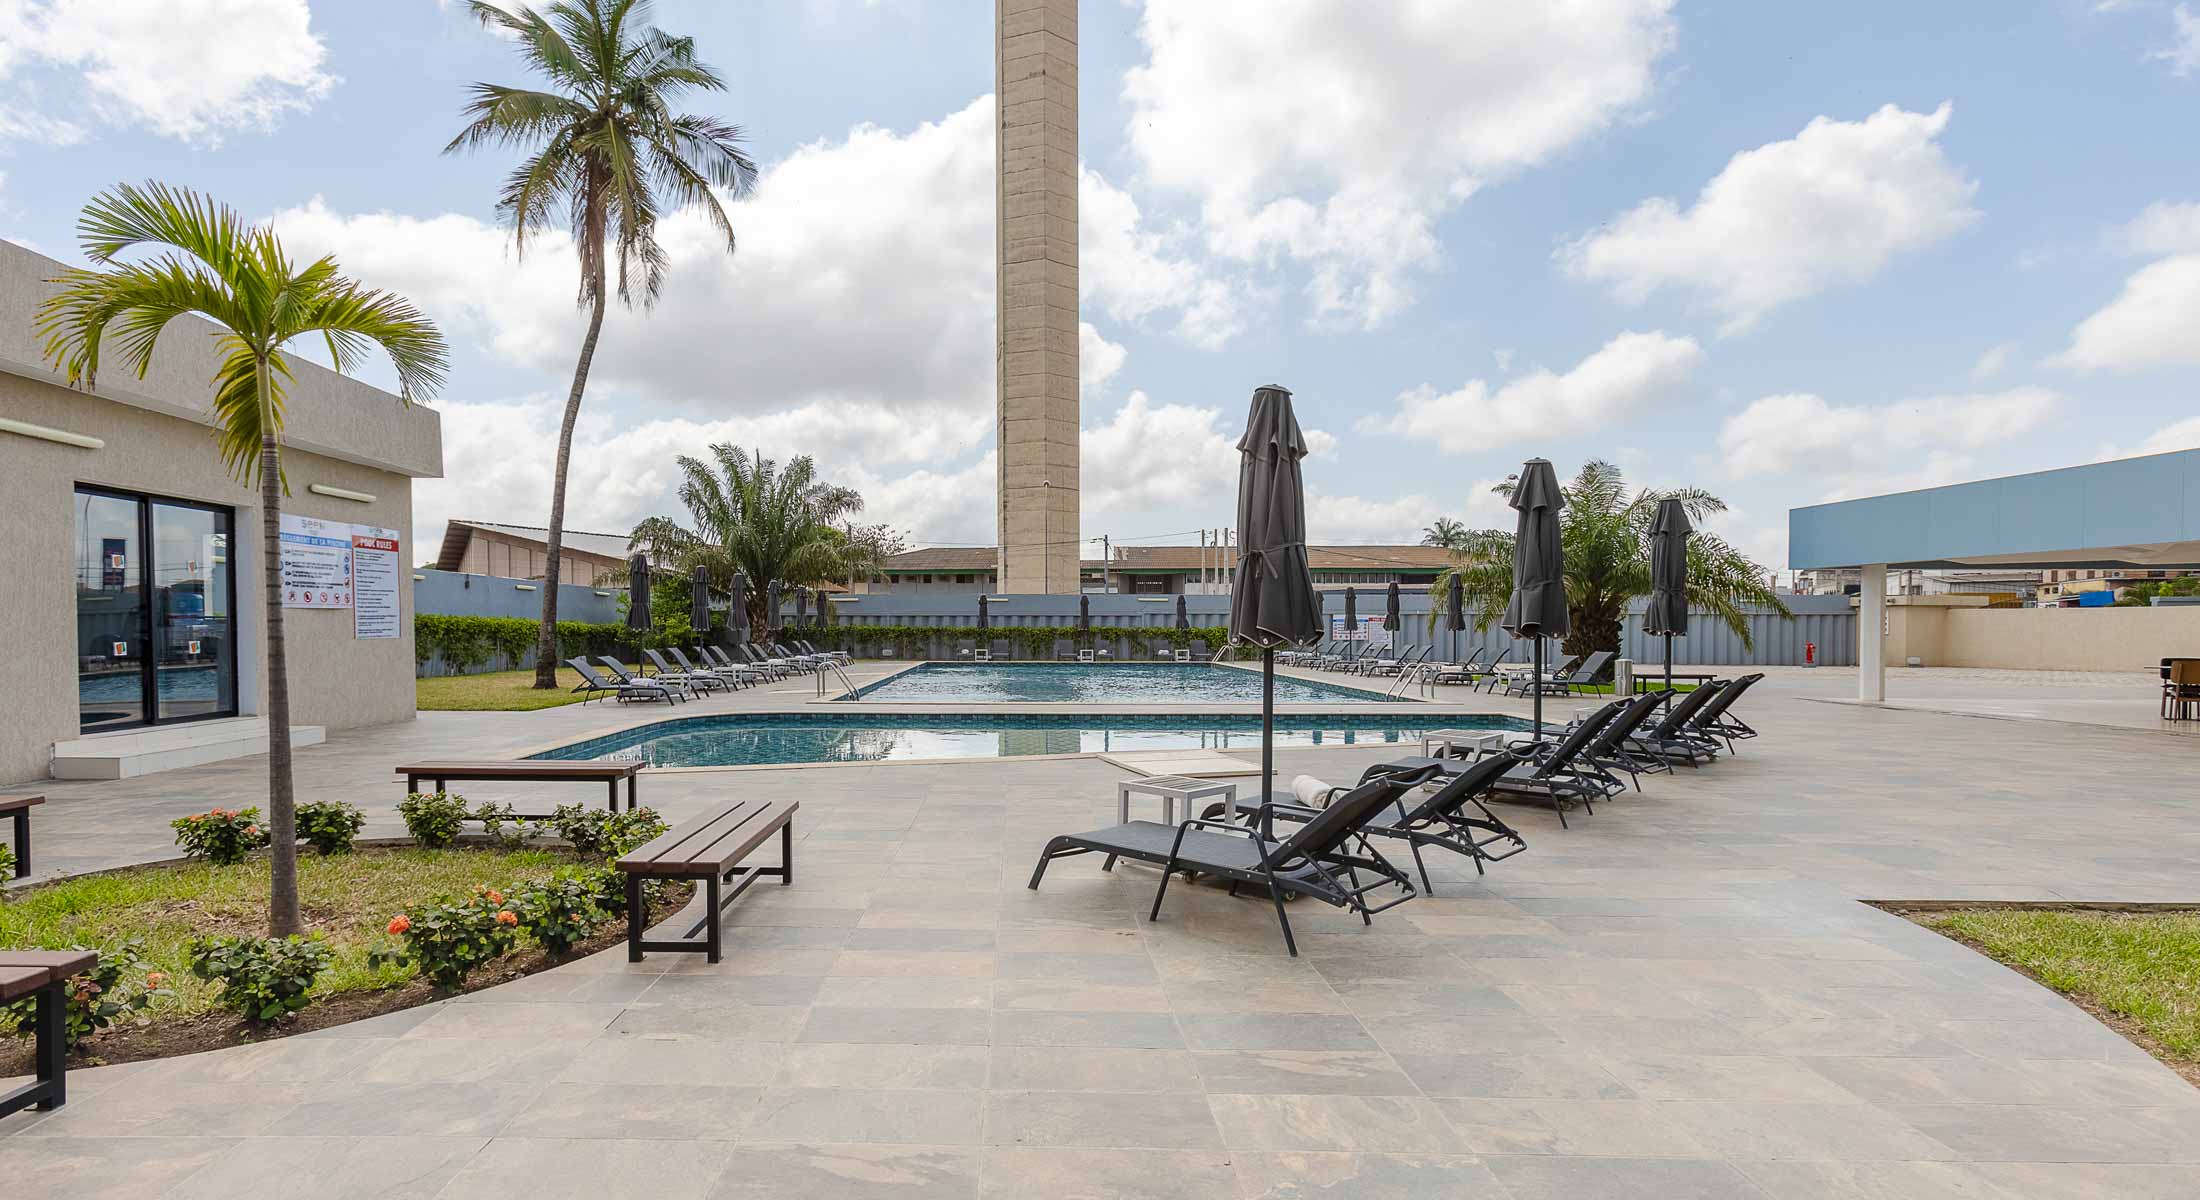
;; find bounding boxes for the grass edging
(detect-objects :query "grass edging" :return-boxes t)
[1877,900,2200,1088]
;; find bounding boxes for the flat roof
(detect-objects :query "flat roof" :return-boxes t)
[1789,447,2200,570]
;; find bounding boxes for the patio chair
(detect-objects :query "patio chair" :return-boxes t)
[1385,700,1627,829]
[768,642,823,671]
[669,646,748,689]
[795,639,849,664]
[1426,646,1492,686]
[1027,763,1443,956]
[1348,644,1398,675]
[644,648,728,693]
[566,657,677,705]
[1687,672,1763,749]
[1246,752,1529,893]
[2166,659,2200,720]
[1621,679,1727,766]
[1503,650,1611,697]
[1572,688,1672,789]
[737,645,791,679]
[596,656,692,700]
[1485,651,1580,694]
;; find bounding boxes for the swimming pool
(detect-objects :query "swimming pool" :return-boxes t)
[843,662,1397,704]
[531,711,1529,768]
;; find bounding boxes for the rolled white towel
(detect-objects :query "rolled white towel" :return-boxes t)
[1291,774,1338,809]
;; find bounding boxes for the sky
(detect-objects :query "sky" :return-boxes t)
[4,0,2200,579]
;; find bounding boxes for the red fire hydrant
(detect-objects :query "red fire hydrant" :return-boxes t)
[1804,641,1817,667]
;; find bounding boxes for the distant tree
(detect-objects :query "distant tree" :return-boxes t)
[38,182,447,936]
[447,0,759,688]
[1429,460,1790,657]
[629,446,883,633]
[1421,517,1470,551]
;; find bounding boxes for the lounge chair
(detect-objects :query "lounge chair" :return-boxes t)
[1688,672,1763,749]
[1425,647,1492,686]
[1622,679,1727,766]
[644,648,728,693]
[1504,650,1611,697]
[1027,763,1443,956]
[1349,644,1400,675]
[1248,753,1529,893]
[596,656,691,700]
[1384,700,1628,829]
[1486,652,1580,694]
[1361,645,1429,678]
[566,657,678,705]
[703,645,771,684]
[737,645,791,678]
[767,642,822,671]
[1572,688,1673,789]
[669,647,748,689]
[794,639,848,664]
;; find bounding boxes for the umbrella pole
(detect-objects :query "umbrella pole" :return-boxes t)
[1664,632,1673,692]
[1532,638,1544,742]
[1262,647,1276,813]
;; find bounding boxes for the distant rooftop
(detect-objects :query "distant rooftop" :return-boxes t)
[435,519,633,573]
[880,544,1454,574]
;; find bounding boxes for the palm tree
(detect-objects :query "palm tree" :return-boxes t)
[1430,460,1788,657]
[447,0,758,688]
[1421,517,1470,551]
[37,182,448,936]
[629,446,884,633]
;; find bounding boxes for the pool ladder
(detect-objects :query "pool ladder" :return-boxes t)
[816,659,859,700]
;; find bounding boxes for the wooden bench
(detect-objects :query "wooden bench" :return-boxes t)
[0,793,40,879]
[0,949,97,1118]
[616,799,796,963]
[395,761,644,821]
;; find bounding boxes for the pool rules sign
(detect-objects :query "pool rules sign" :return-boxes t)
[278,514,401,640]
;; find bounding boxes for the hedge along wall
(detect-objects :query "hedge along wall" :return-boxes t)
[789,623,1234,662]
[415,616,636,677]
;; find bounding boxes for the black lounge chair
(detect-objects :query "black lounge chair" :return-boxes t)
[566,657,677,705]
[1624,679,1727,766]
[1483,652,1581,694]
[669,647,745,689]
[595,656,692,700]
[1384,700,1629,829]
[703,645,770,684]
[1576,688,1674,789]
[1688,672,1763,749]
[1027,763,1443,956]
[1247,752,1529,893]
[1426,646,1491,686]
[645,648,728,693]
[1504,650,1613,697]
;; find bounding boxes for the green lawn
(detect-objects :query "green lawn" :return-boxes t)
[1917,908,2200,1066]
[0,847,585,1020]
[417,667,597,711]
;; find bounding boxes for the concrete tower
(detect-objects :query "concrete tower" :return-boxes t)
[996,0,1080,593]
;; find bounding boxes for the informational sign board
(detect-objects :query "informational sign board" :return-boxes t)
[280,514,353,608]
[1327,615,1392,646]
[351,526,402,640]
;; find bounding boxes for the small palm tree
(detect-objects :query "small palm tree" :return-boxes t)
[1421,517,1470,551]
[1430,460,1788,657]
[448,0,759,688]
[38,181,448,936]
[629,446,882,633]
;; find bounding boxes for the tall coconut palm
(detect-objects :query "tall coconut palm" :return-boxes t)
[628,446,883,633]
[37,181,448,936]
[1429,460,1788,657]
[447,0,758,688]
[1421,517,1470,551]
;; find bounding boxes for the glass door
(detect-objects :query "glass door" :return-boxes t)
[74,487,239,733]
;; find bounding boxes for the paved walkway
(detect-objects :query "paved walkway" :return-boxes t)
[4,668,2199,1198]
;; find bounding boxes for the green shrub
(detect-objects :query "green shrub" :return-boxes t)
[0,842,13,880]
[785,622,1230,660]
[397,791,469,849]
[186,934,336,1024]
[371,887,520,989]
[3,940,169,1048]
[170,807,269,866]
[473,801,534,849]
[509,873,607,956]
[414,614,629,673]
[541,804,666,859]
[578,863,662,920]
[295,800,366,855]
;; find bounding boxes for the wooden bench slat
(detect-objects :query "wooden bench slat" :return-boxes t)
[395,761,642,781]
[0,793,43,812]
[626,800,773,866]
[619,800,795,877]
[0,949,99,978]
[0,966,48,1004]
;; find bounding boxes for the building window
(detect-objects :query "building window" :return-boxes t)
[74,486,239,734]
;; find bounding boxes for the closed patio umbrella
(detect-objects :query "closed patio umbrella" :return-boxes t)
[1384,581,1401,656]
[1230,384,1323,804]
[1501,459,1570,740]
[1447,580,1465,664]
[1343,586,1358,662]
[1175,593,1190,631]
[977,594,989,630]
[795,587,810,628]
[1078,593,1091,637]
[1646,497,1693,692]
[689,565,710,635]
[626,554,652,632]
[728,572,751,644]
[766,581,781,636]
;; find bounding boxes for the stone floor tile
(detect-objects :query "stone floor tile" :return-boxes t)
[558,1036,787,1087]
[987,1045,1204,1093]
[1231,1151,1505,1200]
[1190,1049,1418,1096]
[506,1081,765,1140]
[1208,1093,1464,1153]
[796,1006,992,1045]
[990,1010,1184,1049]
[609,1004,812,1042]
[436,1136,736,1200]
[1733,1159,2020,1200]
[976,1146,1238,1200]
[354,1034,583,1085]
[710,1143,981,1200]
[0,1135,235,1194]
[1659,1100,1960,1162]
[776,1043,990,1090]
[1394,1051,1635,1099]
[1968,1161,2200,1200]
[266,1081,540,1137]
[1175,1013,1379,1052]
[1484,1155,1769,1200]
[1890,1103,2200,1163]
[1435,1097,1715,1158]
[743,1087,984,1145]
[14,1080,307,1138]
[162,1135,487,1200]
[1593,1052,1862,1102]
[983,1089,1220,1148]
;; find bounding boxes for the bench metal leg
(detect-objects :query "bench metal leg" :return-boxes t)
[11,807,28,878]
[607,779,618,813]
[705,874,723,963]
[626,874,645,963]
[627,775,638,812]
[0,980,65,1118]
[781,821,793,886]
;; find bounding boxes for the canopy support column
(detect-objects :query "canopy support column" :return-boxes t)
[1858,563,1886,703]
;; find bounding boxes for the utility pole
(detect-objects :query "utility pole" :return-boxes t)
[1199,529,1209,595]
[1101,534,1111,594]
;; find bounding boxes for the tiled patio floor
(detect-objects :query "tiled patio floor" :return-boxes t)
[4,668,2198,1198]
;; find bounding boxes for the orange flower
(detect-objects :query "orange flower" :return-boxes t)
[244,825,260,836]
[494,910,518,926]
[144,972,167,988]
[387,915,412,935]
[484,889,504,905]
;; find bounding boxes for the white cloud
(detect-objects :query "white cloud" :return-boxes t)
[2053,253,2200,371]
[1122,0,1675,328]
[0,0,334,144]
[275,95,1001,432]
[1079,323,1126,395]
[2116,200,2200,254]
[2153,3,2200,75]
[1560,103,1979,333]
[2097,415,2200,462]
[1357,331,1704,453]
[1968,341,2019,382]
[1715,387,2058,500]
[1080,167,1250,348]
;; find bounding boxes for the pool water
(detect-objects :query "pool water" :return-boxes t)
[845,662,1395,705]
[532,712,1530,768]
